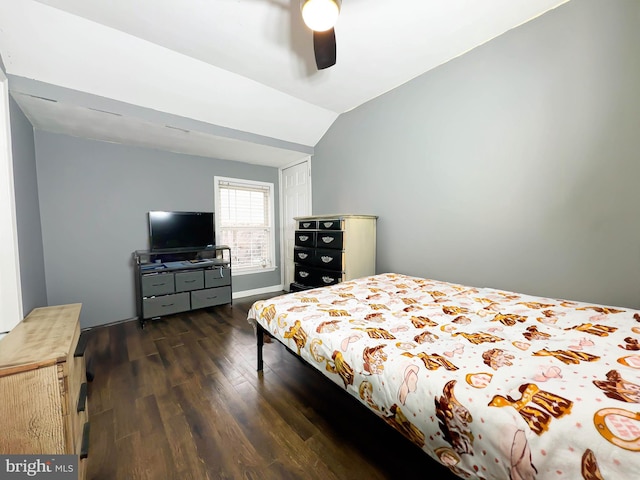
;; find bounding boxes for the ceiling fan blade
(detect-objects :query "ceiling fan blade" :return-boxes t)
[313,28,336,70]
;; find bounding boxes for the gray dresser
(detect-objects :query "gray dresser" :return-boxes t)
[133,246,232,327]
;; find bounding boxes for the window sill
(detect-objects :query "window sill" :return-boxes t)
[232,266,277,276]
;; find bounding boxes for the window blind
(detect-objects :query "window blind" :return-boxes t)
[215,178,274,273]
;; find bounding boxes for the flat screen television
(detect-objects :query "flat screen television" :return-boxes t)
[148,211,215,252]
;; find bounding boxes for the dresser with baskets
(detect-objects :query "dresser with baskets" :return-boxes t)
[291,214,377,291]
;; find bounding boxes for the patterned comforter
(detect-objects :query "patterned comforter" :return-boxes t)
[247,273,640,479]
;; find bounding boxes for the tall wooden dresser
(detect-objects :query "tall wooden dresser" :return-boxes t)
[0,304,90,479]
[292,214,377,291]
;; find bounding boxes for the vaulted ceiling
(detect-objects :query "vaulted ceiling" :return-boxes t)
[0,0,569,167]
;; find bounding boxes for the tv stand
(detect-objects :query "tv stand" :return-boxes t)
[133,246,232,328]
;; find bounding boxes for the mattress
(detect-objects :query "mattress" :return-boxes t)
[247,273,640,479]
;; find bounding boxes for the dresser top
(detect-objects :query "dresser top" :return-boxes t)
[294,214,377,220]
[0,304,82,376]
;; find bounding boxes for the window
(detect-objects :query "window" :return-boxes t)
[214,176,275,275]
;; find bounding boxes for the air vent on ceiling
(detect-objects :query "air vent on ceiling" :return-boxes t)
[24,94,57,103]
[165,125,190,133]
[87,107,122,116]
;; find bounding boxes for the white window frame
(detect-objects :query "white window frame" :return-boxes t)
[214,176,276,276]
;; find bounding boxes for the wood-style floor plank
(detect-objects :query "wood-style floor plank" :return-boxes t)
[85,294,459,480]
[85,408,116,479]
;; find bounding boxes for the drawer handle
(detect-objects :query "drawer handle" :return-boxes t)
[321,236,335,243]
[161,303,175,308]
[323,222,334,228]
[77,382,88,412]
[206,296,218,300]
[302,222,311,228]
[322,276,335,283]
[74,332,89,358]
[80,422,90,459]
[298,235,309,241]
[297,253,308,259]
[320,256,334,263]
[184,280,196,283]
[299,271,309,278]
[151,283,167,287]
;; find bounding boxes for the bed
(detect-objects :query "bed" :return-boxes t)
[247,273,640,479]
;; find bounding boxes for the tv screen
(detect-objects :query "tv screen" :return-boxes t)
[148,211,215,251]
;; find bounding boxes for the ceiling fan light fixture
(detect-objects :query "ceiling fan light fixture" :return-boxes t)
[301,0,340,32]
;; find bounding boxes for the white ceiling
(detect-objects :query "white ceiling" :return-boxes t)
[0,0,569,167]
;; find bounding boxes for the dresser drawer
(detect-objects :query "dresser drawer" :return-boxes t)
[143,292,190,318]
[298,220,317,230]
[294,265,343,287]
[294,264,315,286]
[294,231,315,247]
[294,247,315,266]
[204,266,231,288]
[317,219,342,230]
[315,231,343,249]
[315,268,343,286]
[191,286,232,309]
[313,248,343,270]
[141,273,175,296]
[175,270,204,292]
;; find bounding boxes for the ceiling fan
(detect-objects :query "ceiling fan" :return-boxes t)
[300,0,341,70]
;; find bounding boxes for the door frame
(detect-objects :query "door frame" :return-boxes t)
[0,67,23,335]
[278,156,312,291]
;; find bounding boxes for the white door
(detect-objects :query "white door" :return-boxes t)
[280,159,311,291]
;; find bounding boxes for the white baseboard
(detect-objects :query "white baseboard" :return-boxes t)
[232,284,284,299]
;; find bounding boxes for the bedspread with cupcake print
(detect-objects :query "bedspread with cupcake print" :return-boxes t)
[248,273,640,479]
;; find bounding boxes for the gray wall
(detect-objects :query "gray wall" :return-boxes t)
[35,131,281,328]
[312,0,640,309]
[10,96,47,315]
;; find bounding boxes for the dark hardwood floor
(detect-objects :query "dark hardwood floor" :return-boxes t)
[85,293,459,480]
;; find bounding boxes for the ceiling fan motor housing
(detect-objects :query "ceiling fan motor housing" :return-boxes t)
[314,28,337,69]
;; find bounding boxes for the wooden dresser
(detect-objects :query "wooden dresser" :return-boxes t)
[0,304,89,479]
